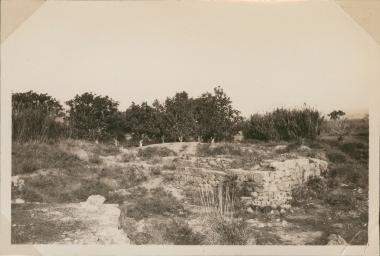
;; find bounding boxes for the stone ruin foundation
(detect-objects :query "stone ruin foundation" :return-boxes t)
[174,158,328,209]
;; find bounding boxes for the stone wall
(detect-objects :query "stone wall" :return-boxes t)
[173,157,328,209]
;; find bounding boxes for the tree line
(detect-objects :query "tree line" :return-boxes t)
[12,87,326,145]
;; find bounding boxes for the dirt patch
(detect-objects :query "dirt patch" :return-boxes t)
[12,203,130,244]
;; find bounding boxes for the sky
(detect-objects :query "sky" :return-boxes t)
[2,1,379,118]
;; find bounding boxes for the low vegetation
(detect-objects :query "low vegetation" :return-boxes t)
[197,143,244,157]
[137,146,177,159]
[12,142,85,175]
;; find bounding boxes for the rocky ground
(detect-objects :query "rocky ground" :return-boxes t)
[11,137,368,245]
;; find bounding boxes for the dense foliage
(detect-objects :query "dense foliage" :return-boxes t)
[12,89,332,144]
[242,107,324,141]
[12,91,66,142]
[65,92,124,141]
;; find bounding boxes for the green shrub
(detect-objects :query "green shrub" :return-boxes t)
[118,152,136,162]
[243,107,324,141]
[324,189,356,209]
[211,217,248,245]
[13,186,44,203]
[164,218,204,245]
[88,154,103,164]
[328,163,368,188]
[124,187,186,221]
[73,180,110,201]
[138,147,177,159]
[163,162,177,170]
[147,157,161,165]
[92,143,121,156]
[229,152,261,170]
[150,166,161,175]
[339,142,368,161]
[104,165,147,188]
[326,150,347,163]
[291,176,328,205]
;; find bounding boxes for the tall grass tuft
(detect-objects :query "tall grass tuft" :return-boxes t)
[199,184,235,221]
[198,180,250,245]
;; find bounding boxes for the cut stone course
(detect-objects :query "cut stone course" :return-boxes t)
[174,157,328,208]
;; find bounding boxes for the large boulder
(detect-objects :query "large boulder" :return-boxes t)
[81,195,106,211]
[15,198,25,204]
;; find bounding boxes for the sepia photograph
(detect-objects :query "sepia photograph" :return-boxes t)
[1,0,379,254]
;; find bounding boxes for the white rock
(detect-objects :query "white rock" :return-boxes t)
[81,195,106,211]
[332,223,344,229]
[15,198,25,204]
[274,145,287,151]
[247,207,254,214]
[281,220,288,227]
[85,195,106,206]
[251,192,258,198]
[298,145,311,152]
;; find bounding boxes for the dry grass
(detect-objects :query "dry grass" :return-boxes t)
[12,141,85,175]
[120,187,186,221]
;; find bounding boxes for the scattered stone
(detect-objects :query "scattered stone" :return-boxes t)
[267,223,273,228]
[298,145,311,152]
[332,223,344,229]
[274,145,287,151]
[247,207,254,214]
[258,223,265,228]
[251,192,258,198]
[281,220,288,227]
[15,198,25,204]
[246,219,256,224]
[276,218,281,222]
[111,189,131,197]
[327,234,347,245]
[280,209,286,214]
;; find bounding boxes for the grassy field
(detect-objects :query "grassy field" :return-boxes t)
[11,121,368,245]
